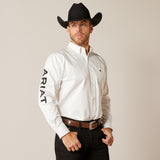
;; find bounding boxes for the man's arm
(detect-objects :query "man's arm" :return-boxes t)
[38,53,70,139]
[101,61,114,146]
[38,53,82,151]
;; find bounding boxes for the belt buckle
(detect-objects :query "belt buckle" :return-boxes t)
[89,120,96,130]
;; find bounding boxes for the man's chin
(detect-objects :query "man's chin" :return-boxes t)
[71,37,88,46]
[72,40,84,45]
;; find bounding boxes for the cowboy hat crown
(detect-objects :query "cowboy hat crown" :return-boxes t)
[57,3,102,28]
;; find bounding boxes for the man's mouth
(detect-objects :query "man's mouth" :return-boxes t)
[76,34,83,38]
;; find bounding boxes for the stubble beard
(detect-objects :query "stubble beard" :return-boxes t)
[70,33,90,46]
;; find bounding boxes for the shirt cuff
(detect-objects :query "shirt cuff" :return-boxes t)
[103,121,113,131]
[55,123,70,139]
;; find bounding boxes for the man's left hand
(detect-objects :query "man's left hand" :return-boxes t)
[101,128,114,146]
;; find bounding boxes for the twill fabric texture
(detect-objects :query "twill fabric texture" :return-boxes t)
[38,41,112,139]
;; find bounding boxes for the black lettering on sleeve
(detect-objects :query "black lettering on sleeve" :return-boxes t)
[40,90,45,97]
[42,69,48,76]
[39,69,48,104]
[41,96,47,103]
[41,77,47,85]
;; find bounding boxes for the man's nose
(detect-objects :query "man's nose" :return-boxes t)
[76,25,81,31]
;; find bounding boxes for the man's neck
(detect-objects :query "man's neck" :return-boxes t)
[84,45,90,55]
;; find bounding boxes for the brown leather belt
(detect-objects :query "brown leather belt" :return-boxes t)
[62,117,101,130]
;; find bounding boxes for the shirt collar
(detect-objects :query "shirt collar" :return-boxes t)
[66,41,93,55]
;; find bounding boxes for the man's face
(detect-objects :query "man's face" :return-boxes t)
[67,20,93,46]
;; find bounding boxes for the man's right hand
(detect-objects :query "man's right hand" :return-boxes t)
[61,131,82,152]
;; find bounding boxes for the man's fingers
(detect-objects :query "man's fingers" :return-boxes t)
[68,143,80,152]
[71,147,75,152]
[72,131,78,135]
[73,133,82,149]
[74,144,79,151]
[102,138,109,145]
[67,147,71,152]
[68,140,82,152]
[109,137,114,145]
[62,131,82,151]
[76,140,82,148]
[71,140,81,151]
[101,128,104,132]
[102,137,113,146]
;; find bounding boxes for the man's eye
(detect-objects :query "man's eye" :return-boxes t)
[81,23,86,26]
[71,24,75,27]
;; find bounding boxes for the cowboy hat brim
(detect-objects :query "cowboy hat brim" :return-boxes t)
[57,12,102,29]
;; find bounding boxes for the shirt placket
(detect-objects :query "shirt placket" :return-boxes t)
[88,59,97,119]
[82,51,96,119]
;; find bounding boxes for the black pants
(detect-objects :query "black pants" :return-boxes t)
[55,123,109,160]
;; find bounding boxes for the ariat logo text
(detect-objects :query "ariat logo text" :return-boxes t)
[40,69,48,103]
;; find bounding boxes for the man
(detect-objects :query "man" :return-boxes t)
[38,3,114,160]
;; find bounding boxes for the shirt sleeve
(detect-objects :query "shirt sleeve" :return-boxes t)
[38,53,70,139]
[101,61,113,130]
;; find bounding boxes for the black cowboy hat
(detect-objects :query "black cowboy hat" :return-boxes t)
[57,3,102,29]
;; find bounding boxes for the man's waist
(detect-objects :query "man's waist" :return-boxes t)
[62,116,102,130]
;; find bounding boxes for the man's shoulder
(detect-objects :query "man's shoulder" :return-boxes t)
[46,48,66,61]
[43,49,67,68]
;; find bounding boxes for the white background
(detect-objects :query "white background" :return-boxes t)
[0,0,160,160]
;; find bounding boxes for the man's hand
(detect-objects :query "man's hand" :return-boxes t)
[61,131,82,152]
[101,128,114,146]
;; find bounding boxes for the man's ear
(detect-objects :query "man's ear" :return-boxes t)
[90,25,93,34]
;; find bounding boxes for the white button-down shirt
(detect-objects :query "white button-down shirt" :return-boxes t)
[38,41,112,138]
